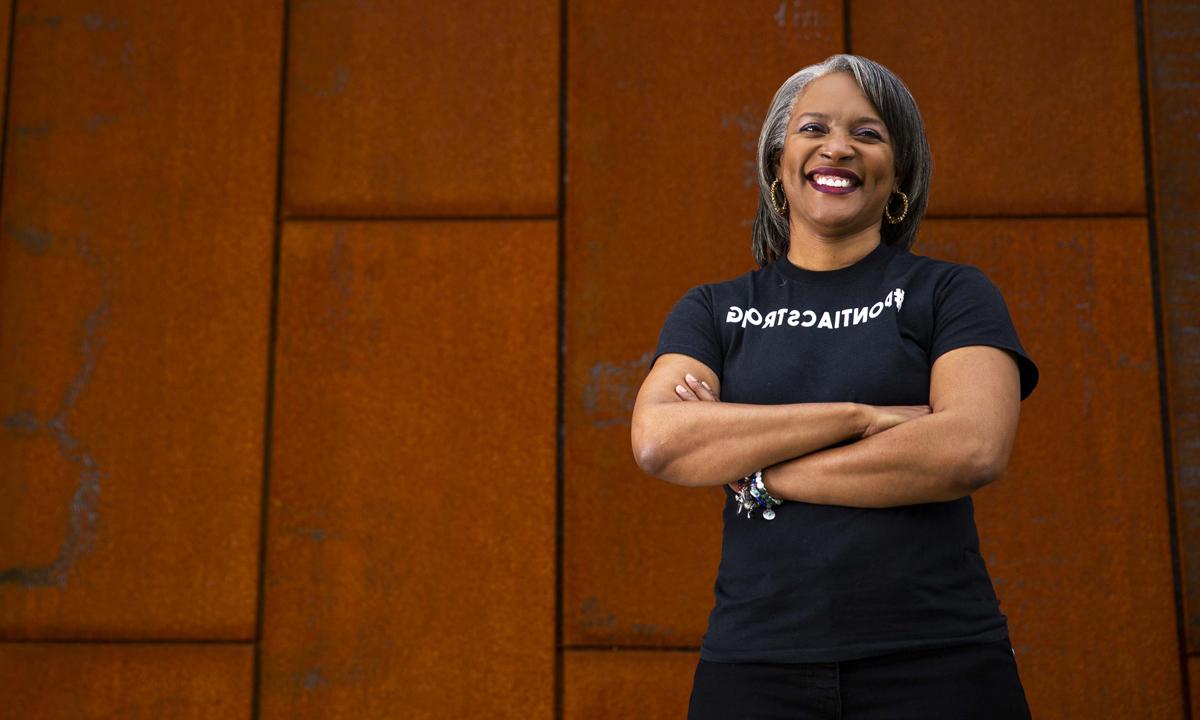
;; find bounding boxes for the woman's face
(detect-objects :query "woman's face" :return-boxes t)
[776,72,897,240]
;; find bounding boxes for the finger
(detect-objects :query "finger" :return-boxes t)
[685,373,720,402]
[674,383,698,400]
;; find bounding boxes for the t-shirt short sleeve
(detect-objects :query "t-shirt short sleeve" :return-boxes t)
[930,265,1039,400]
[651,285,724,379]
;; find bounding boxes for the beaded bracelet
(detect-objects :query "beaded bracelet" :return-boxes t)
[734,469,782,520]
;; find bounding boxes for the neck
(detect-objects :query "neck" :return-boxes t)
[785,224,883,271]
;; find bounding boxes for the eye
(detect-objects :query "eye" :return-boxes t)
[798,122,825,133]
[856,128,883,140]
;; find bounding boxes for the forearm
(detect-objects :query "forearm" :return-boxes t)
[633,401,866,488]
[764,410,1005,508]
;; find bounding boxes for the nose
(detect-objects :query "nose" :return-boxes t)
[820,130,855,160]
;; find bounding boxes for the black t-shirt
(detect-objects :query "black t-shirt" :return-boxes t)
[650,241,1039,663]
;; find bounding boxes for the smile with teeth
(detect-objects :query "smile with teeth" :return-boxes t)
[813,174,854,188]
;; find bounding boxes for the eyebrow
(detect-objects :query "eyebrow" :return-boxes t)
[796,112,885,126]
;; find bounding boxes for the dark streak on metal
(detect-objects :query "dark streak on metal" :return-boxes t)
[84,114,119,132]
[583,351,654,428]
[720,106,763,190]
[1140,0,1194,712]
[253,3,292,715]
[554,2,568,717]
[579,596,678,641]
[321,229,354,331]
[0,235,113,587]
[1142,0,1200,676]
[81,12,128,32]
[298,667,327,691]
[13,119,54,139]
[4,223,54,253]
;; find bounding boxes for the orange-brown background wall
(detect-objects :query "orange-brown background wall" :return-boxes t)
[0,1,1195,718]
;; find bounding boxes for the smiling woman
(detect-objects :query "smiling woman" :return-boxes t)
[630,55,1038,719]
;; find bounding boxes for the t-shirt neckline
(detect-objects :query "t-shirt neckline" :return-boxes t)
[774,242,895,284]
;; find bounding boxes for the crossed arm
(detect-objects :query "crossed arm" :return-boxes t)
[629,346,1022,508]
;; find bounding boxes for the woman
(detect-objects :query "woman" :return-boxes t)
[630,54,1038,719]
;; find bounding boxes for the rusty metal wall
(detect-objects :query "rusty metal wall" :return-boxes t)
[282,0,559,217]
[1146,0,1200,664]
[0,0,1193,718]
[0,644,255,719]
[0,0,281,716]
[258,221,557,718]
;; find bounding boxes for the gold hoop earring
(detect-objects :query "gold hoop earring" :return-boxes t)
[770,178,788,216]
[884,190,909,224]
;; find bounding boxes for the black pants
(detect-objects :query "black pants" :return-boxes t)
[687,638,1032,719]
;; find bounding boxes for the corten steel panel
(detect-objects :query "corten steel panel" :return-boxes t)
[260,221,556,719]
[853,0,1145,217]
[565,0,843,648]
[1191,656,1200,719]
[0,642,254,719]
[0,2,281,637]
[1146,0,1200,653]
[563,650,698,719]
[283,1,558,218]
[916,219,1180,718]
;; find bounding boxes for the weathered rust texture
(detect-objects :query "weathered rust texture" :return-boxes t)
[1145,0,1200,655]
[1191,656,1200,718]
[259,221,556,718]
[853,1,1145,217]
[283,1,559,217]
[0,2,281,638]
[917,219,1180,718]
[564,0,843,649]
[0,642,254,719]
[564,650,698,719]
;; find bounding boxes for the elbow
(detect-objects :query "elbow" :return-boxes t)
[630,403,713,487]
[631,414,696,486]
[632,437,691,485]
[632,434,665,477]
[630,412,667,477]
[961,438,1010,492]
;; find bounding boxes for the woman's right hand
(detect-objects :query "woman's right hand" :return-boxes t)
[860,404,931,438]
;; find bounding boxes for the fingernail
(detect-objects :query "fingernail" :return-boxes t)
[685,373,696,383]
[701,380,711,390]
[676,384,687,394]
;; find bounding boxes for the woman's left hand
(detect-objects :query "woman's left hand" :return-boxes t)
[673,373,742,494]
[674,372,720,403]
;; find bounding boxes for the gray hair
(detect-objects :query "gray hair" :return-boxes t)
[751,54,933,267]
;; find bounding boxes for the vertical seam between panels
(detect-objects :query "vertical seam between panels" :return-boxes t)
[1135,0,1191,715]
[252,1,291,719]
[555,0,567,719]
[843,0,852,54]
[0,0,18,217]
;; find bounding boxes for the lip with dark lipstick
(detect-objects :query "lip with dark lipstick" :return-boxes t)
[805,166,862,195]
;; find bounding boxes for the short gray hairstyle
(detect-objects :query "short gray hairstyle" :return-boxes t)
[751,54,933,267]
